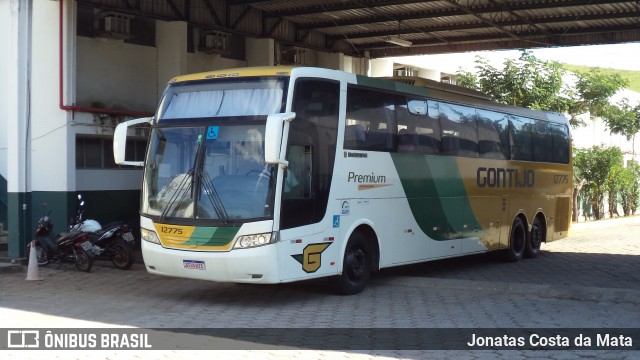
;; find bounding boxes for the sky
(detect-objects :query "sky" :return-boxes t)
[391,42,640,74]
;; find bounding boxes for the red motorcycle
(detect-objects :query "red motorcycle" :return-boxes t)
[28,206,95,272]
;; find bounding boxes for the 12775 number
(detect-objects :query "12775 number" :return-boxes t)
[160,226,183,235]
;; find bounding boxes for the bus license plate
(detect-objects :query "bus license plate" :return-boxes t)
[122,232,134,242]
[80,241,93,252]
[183,260,206,270]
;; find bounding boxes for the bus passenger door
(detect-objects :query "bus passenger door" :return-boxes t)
[277,78,341,281]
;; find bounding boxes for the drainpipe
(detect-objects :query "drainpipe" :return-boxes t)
[58,0,153,117]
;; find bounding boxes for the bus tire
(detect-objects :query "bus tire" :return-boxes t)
[505,217,526,262]
[525,217,544,258]
[329,232,371,295]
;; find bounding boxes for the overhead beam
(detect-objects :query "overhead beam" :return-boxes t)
[297,0,626,30]
[326,10,638,42]
[368,27,640,57]
[263,0,436,18]
[201,0,223,27]
[164,0,184,20]
[361,24,640,53]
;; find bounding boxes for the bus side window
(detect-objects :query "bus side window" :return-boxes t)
[346,87,396,152]
[438,102,479,158]
[550,123,570,164]
[476,109,508,160]
[397,98,440,154]
[533,120,554,162]
[509,116,534,161]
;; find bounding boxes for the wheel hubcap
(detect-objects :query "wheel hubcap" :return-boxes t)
[347,248,366,280]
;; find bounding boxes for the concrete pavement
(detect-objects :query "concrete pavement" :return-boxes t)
[1,215,639,359]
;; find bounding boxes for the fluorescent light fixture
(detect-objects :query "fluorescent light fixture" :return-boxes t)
[383,36,412,47]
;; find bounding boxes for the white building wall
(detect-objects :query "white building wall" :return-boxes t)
[0,1,10,179]
[30,0,73,192]
[77,37,158,111]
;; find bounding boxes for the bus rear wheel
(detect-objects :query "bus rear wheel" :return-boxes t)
[330,232,371,295]
[504,217,526,262]
[525,217,544,258]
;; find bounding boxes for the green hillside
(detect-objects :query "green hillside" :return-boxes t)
[562,64,640,93]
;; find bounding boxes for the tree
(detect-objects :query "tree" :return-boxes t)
[619,161,640,216]
[605,159,624,218]
[573,146,624,220]
[456,51,569,112]
[567,69,628,125]
[600,99,640,156]
[456,50,629,127]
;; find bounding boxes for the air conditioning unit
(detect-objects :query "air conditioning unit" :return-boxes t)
[95,12,131,39]
[199,30,231,54]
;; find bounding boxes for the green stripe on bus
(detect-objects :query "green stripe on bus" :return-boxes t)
[183,226,240,246]
[390,154,480,240]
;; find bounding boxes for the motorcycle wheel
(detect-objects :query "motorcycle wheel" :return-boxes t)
[74,248,93,272]
[111,239,134,270]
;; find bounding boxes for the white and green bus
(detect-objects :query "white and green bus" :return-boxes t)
[114,66,572,294]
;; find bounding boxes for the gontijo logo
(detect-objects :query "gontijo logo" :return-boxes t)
[291,243,332,273]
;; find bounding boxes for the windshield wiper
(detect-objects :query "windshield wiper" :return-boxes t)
[159,172,193,221]
[160,133,203,221]
[198,170,229,224]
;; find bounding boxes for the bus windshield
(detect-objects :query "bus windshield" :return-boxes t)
[141,77,287,223]
[142,123,276,223]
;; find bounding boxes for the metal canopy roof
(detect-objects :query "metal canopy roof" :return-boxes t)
[79,0,640,58]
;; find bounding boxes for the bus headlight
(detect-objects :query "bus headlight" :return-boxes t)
[234,231,278,249]
[141,228,161,245]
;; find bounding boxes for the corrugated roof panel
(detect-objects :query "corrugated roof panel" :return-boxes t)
[76,0,640,56]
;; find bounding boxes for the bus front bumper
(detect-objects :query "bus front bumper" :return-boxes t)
[141,240,281,283]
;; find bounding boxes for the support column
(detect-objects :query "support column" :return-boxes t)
[7,0,32,259]
[246,38,275,66]
[418,68,441,81]
[317,51,344,70]
[157,21,188,99]
[369,58,394,77]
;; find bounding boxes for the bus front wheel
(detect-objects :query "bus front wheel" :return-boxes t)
[505,217,526,262]
[330,232,371,295]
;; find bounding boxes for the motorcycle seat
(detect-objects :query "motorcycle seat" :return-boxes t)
[93,221,126,237]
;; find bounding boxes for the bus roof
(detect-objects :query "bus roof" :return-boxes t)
[169,66,295,83]
[167,66,568,126]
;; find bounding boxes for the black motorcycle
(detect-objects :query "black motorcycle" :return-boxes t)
[70,195,136,270]
[27,206,95,272]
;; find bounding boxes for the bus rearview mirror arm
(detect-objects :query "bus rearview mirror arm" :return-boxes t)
[265,112,296,167]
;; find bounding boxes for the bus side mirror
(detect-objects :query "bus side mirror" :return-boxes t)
[113,117,152,166]
[264,112,295,165]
